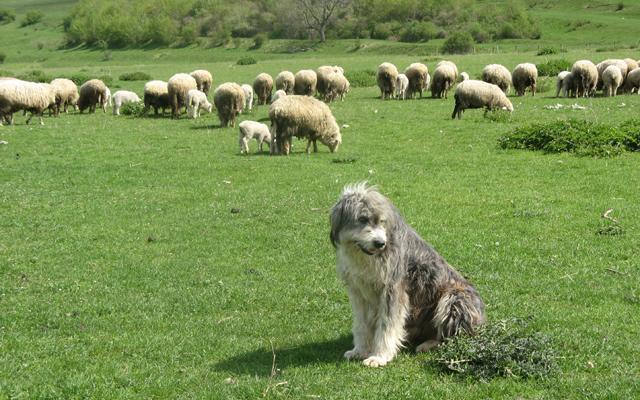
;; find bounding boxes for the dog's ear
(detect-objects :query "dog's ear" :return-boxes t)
[329,198,346,248]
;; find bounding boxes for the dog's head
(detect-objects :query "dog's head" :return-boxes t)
[330,183,397,256]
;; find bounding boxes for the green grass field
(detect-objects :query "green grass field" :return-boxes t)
[1,1,639,399]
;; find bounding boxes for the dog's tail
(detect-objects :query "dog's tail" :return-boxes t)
[433,284,485,340]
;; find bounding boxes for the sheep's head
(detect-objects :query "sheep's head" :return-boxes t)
[204,101,213,113]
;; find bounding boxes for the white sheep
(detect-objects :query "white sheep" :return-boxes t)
[404,63,429,98]
[512,63,538,96]
[112,90,141,116]
[168,73,198,118]
[326,73,350,102]
[213,83,245,127]
[602,65,623,97]
[78,79,108,114]
[596,59,628,90]
[555,71,570,97]
[187,89,212,119]
[459,72,470,82]
[293,70,317,96]
[624,68,640,93]
[238,120,272,154]
[253,73,274,105]
[275,71,295,94]
[377,62,399,100]
[481,64,511,94]
[190,69,213,95]
[143,80,170,116]
[269,95,341,155]
[451,80,513,119]
[271,89,286,103]
[571,60,598,97]
[395,74,409,100]
[102,87,111,112]
[316,65,336,101]
[50,78,79,115]
[431,61,458,99]
[241,84,254,112]
[0,80,56,125]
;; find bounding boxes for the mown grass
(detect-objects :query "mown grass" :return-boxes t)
[1,1,640,399]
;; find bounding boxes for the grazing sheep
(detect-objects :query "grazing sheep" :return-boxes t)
[481,64,511,94]
[239,120,272,154]
[624,68,640,93]
[602,65,623,97]
[241,84,254,112]
[596,59,628,90]
[377,62,399,100]
[404,63,429,99]
[326,73,350,102]
[190,69,213,95]
[451,80,513,120]
[512,63,538,96]
[459,72,470,82]
[0,80,56,125]
[186,89,213,119]
[78,79,107,114]
[571,60,598,97]
[275,71,295,94]
[168,73,198,118]
[396,74,409,100]
[269,95,341,155]
[253,73,274,105]
[49,78,79,115]
[271,89,286,104]
[431,61,458,99]
[317,65,337,101]
[556,71,571,97]
[213,83,245,128]
[100,87,111,113]
[561,72,577,98]
[112,90,141,116]
[143,80,170,116]
[293,70,318,96]
[623,59,638,76]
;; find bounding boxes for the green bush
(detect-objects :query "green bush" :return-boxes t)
[537,47,558,56]
[432,318,558,379]
[537,59,572,77]
[120,102,145,117]
[371,22,398,40]
[119,72,151,81]
[498,119,640,157]
[236,57,257,66]
[0,8,16,24]
[441,31,474,54]
[69,73,91,86]
[399,21,437,43]
[345,69,376,88]
[17,70,50,83]
[20,11,43,27]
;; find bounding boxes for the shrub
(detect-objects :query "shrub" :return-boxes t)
[120,102,145,117]
[0,8,16,24]
[345,69,376,88]
[119,72,152,81]
[17,70,50,83]
[0,52,6,64]
[537,59,572,77]
[498,119,640,157]
[431,318,558,379]
[371,22,398,40]
[537,47,558,56]
[251,33,268,50]
[469,23,490,43]
[69,73,91,86]
[399,21,437,43]
[236,57,257,65]
[441,31,474,54]
[20,11,43,27]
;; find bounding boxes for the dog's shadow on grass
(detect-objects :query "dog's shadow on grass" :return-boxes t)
[213,334,352,376]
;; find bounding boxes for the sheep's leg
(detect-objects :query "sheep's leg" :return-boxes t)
[305,140,312,154]
[313,140,318,153]
[25,112,33,125]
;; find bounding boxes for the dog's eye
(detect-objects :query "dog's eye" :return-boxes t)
[358,216,369,224]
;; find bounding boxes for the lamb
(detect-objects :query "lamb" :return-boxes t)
[395,74,409,100]
[624,68,640,93]
[143,80,170,116]
[269,95,341,155]
[271,89,286,103]
[561,72,577,98]
[377,62,398,100]
[241,84,254,112]
[431,61,458,99]
[168,73,198,118]
[293,69,318,96]
[451,80,513,120]
[481,64,511,94]
[78,79,108,114]
[512,63,538,96]
[253,73,274,105]
[186,89,213,119]
[112,90,141,116]
[556,71,571,97]
[404,63,429,99]
[326,73,350,102]
[213,82,245,128]
[602,65,623,97]
[459,72,470,82]
[238,120,272,154]
[0,79,56,125]
[275,71,295,94]
[190,69,213,95]
[571,60,598,97]
[102,87,111,113]
[596,59,627,90]
[49,78,79,115]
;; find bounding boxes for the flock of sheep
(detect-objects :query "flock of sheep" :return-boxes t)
[1,56,639,154]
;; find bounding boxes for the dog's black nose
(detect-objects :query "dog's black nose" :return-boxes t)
[373,239,386,249]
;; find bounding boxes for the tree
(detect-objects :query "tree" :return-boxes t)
[298,0,350,42]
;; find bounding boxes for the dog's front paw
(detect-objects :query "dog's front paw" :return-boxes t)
[344,348,366,360]
[362,356,388,368]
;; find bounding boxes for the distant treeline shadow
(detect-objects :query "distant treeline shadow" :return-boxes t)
[213,334,352,376]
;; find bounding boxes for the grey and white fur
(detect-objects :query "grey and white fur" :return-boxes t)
[330,183,486,367]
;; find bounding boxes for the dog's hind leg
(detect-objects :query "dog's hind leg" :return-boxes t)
[432,285,485,341]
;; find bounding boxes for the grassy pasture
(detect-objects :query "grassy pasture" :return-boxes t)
[1,1,640,398]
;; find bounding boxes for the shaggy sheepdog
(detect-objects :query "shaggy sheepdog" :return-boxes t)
[330,183,486,367]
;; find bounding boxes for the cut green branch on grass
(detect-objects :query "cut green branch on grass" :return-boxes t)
[431,317,558,379]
